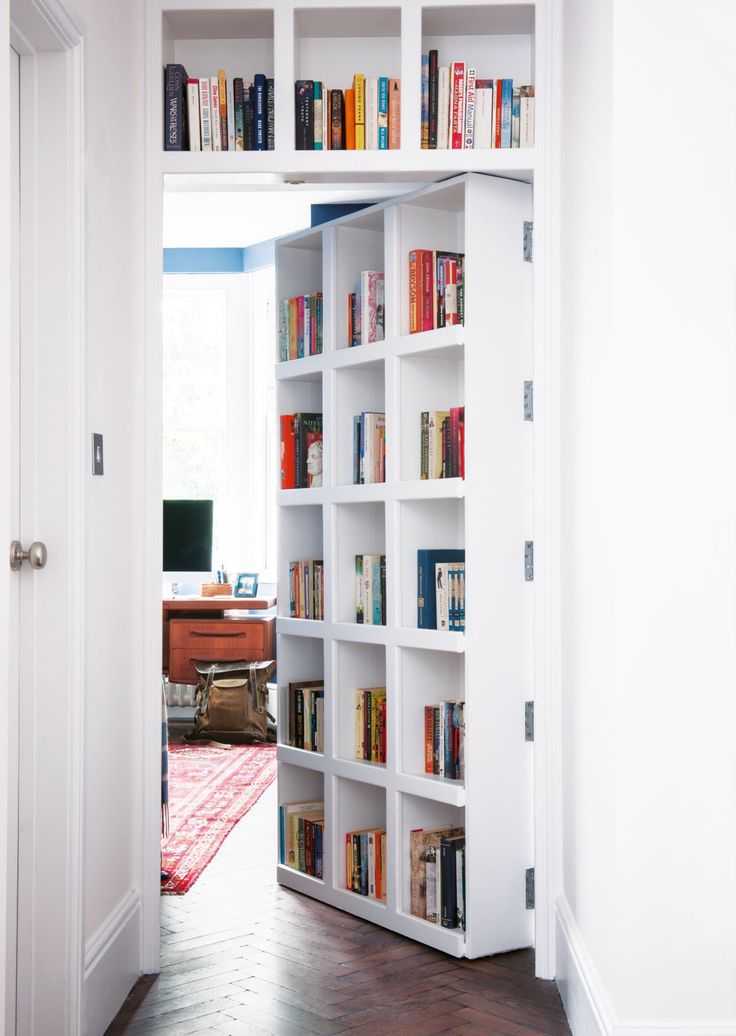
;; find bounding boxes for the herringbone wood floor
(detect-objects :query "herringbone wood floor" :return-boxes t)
[108,782,570,1035]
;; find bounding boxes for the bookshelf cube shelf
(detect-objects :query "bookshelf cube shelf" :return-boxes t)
[399,645,464,782]
[162,9,275,82]
[276,173,534,958]
[334,211,387,349]
[335,640,387,766]
[278,633,326,754]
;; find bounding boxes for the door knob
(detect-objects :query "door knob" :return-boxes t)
[9,540,48,571]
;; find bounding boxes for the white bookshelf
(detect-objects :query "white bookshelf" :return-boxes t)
[275,173,533,958]
[151,0,539,179]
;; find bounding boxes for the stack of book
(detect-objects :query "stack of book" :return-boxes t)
[164,65,275,151]
[295,76,400,150]
[355,554,386,625]
[424,701,464,780]
[280,413,323,489]
[347,271,385,346]
[421,52,534,150]
[421,407,464,479]
[289,560,324,620]
[279,292,324,360]
[346,828,387,899]
[279,800,325,877]
[410,826,465,929]
[288,681,325,752]
[417,549,465,632]
[354,687,387,764]
[353,412,386,485]
[409,249,465,334]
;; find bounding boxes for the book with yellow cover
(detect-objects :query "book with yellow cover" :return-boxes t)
[353,74,365,149]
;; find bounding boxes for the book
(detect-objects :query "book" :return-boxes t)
[464,67,476,150]
[409,826,464,921]
[440,833,465,928]
[428,49,438,148]
[474,79,493,149]
[377,77,389,150]
[353,74,365,149]
[186,78,201,151]
[345,829,386,899]
[417,549,465,630]
[199,77,213,151]
[254,73,267,150]
[365,77,378,150]
[520,85,535,147]
[421,53,429,148]
[313,81,323,150]
[499,78,513,148]
[356,554,386,625]
[345,88,356,149]
[244,84,254,150]
[218,68,228,149]
[164,64,189,151]
[437,67,450,149]
[353,412,386,485]
[360,271,385,344]
[210,76,220,150]
[388,79,400,149]
[234,78,245,150]
[226,78,235,150]
[267,78,275,149]
[511,87,520,148]
[295,80,314,149]
[330,89,345,149]
[280,414,296,488]
[450,62,465,149]
[288,681,324,751]
[288,561,324,619]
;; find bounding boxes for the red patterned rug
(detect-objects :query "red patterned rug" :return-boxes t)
[161,742,276,895]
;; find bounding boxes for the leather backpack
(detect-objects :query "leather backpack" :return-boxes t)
[185,660,276,744]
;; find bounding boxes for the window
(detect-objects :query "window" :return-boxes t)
[163,269,276,578]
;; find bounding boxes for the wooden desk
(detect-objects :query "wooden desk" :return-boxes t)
[163,597,276,684]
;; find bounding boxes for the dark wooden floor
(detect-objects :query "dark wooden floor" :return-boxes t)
[108,782,570,1035]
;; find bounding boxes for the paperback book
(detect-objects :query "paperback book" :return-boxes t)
[165,65,274,151]
[280,413,323,489]
[355,554,386,625]
[408,250,465,334]
[417,549,465,630]
[288,681,325,752]
[296,75,400,150]
[353,412,386,485]
[279,292,324,361]
[354,687,387,764]
[346,828,387,899]
[279,800,325,877]
[289,560,324,620]
[424,700,464,779]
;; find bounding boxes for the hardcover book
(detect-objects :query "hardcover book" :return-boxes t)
[417,549,465,629]
[164,64,188,151]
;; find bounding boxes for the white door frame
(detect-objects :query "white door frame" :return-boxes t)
[4,0,86,1030]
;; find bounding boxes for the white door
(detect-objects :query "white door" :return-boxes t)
[4,34,85,1033]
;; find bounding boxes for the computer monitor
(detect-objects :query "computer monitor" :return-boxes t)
[163,499,213,573]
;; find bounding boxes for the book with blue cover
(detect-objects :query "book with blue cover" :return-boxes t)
[417,549,465,629]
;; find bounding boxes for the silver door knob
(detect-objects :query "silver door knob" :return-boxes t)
[9,540,48,571]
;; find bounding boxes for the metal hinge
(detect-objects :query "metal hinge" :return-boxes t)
[526,867,535,909]
[525,701,534,742]
[523,221,534,262]
[523,380,534,421]
[524,540,534,582]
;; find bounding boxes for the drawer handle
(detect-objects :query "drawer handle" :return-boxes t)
[189,629,249,638]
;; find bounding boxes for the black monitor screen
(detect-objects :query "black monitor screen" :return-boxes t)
[163,499,213,572]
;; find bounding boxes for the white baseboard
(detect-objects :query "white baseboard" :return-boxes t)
[84,889,141,1036]
[556,895,736,1036]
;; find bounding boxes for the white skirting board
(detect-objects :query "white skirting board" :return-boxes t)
[84,889,141,1036]
[556,896,736,1036]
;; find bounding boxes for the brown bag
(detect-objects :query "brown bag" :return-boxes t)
[185,660,276,744]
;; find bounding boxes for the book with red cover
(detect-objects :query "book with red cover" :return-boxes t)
[424,706,434,773]
[280,414,296,489]
[408,250,422,334]
[494,78,503,148]
[345,88,356,149]
[450,62,466,149]
[421,251,434,331]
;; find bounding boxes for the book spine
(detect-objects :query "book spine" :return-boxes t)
[450,62,465,149]
[372,557,382,626]
[313,81,323,150]
[494,78,503,148]
[456,846,465,928]
[437,67,450,149]
[367,832,376,897]
[267,78,275,149]
[377,76,388,150]
[440,838,458,928]
[365,78,378,150]
[295,688,304,748]
[432,706,440,774]
[500,78,513,147]
[353,74,365,149]
[330,89,344,150]
[511,87,520,148]
[380,555,386,625]
[408,250,420,334]
[421,53,429,148]
[421,251,433,331]
[199,77,213,151]
[186,79,201,151]
[210,77,221,150]
[244,84,254,150]
[363,555,373,626]
[424,706,434,773]
[421,411,429,479]
[355,691,365,759]
[436,563,450,631]
[520,85,535,147]
[295,80,314,150]
[428,49,438,148]
[464,68,476,150]
[417,549,428,629]
[353,415,361,484]
[355,554,364,623]
[164,65,187,151]
[280,414,296,489]
[227,78,235,150]
[296,296,305,360]
[254,73,267,150]
[388,79,400,149]
[345,88,355,149]
[443,701,454,777]
[218,69,228,149]
[234,78,245,150]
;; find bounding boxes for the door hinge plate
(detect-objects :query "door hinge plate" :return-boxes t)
[525,701,534,742]
[524,380,533,421]
[524,541,534,582]
[523,221,534,262]
[526,867,535,909]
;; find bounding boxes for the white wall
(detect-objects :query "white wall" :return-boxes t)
[557,0,736,1030]
[76,0,146,1030]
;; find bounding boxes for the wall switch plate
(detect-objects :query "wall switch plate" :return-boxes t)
[92,433,104,475]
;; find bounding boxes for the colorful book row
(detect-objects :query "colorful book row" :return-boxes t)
[410,826,465,929]
[346,828,387,899]
[417,549,465,631]
[296,76,400,150]
[355,554,386,626]
[279,800,325,877]
[354,687,387,765]
[164,64,274,152]
[421,407,464,480]
[409,249,465,334]
[280,413,323,489]
[278,293,324,361]
[421,52,534,150]
[353,412,386,486]
[424,701,465,781]
[288,681,324,752]
[289,560,325,620]
[347,271,385,347]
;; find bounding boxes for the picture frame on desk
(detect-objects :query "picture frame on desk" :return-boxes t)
[234,572,259,598]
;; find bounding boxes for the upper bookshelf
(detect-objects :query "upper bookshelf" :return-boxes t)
[151,0,540,178]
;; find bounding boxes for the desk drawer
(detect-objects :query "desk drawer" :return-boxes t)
[169,620,268,684]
